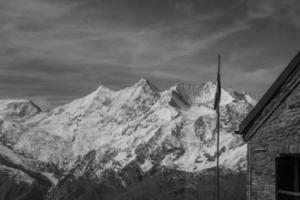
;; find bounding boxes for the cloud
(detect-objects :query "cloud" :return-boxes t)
[0,0,300,108]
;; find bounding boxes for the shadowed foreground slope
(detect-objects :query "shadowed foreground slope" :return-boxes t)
[48,168,246,200]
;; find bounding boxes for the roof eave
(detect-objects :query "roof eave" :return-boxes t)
[237,51,300,142]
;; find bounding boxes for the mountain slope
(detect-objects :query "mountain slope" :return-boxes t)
[0,144,52,200]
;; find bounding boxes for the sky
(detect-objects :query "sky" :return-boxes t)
[0,0,300,109]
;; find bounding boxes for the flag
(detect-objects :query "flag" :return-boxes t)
[214,55,221,110]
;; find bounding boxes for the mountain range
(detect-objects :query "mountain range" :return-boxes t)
[0,79,256,200]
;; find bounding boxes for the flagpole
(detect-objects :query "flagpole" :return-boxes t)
[216,55,221,200]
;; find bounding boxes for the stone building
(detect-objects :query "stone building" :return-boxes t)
[237,51,300,200]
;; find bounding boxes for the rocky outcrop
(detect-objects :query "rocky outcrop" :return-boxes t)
[0,145,52,200]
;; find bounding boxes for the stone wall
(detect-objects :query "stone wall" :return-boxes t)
[247,66,300,200]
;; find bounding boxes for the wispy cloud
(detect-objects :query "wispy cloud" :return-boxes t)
[0,0,300,109]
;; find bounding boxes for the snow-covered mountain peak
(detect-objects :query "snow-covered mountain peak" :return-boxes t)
[95,84,114,93]
[0,99,41,120]
[227,90,257,106]
[167,81,235,109]
[46,84,114,117]
[136,78,149,86]
[202,80,216,88]
[131,78,160,93]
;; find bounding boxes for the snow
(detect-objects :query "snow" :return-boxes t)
[43,172,58,184]
[194,82,234,106]
[245,94,257,106]
[0,145,24,166]
[154,107,178,121]
[221,144,247,170]
[181,105,215,120]
[140,159,153,172]
[0,99,40,119]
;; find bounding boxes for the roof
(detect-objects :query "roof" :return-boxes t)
[237,51,300,141]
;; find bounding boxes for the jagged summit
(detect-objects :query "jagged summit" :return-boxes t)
[136,78,151,86]
[130,78,160,93]
[95,84,113,93]
[204,80,216,88]
[48,79,252,112]
[168,81,237,108]
[0,99,41,119]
